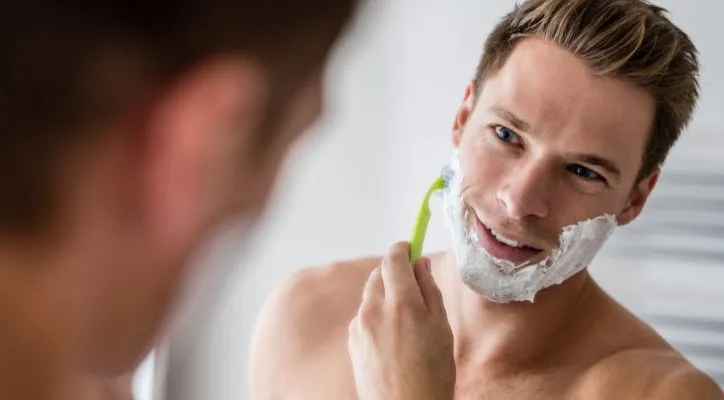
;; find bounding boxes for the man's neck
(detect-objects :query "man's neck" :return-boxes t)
[433,251,605,376]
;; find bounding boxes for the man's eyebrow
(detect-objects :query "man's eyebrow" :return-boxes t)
[488,106,622,180]
[488,106,532,133]
[573,153,622,180]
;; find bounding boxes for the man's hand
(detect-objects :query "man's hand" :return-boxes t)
[348,242,456,400]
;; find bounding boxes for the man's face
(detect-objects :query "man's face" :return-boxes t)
[452,37,658,266]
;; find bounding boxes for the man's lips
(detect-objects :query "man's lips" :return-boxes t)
[473,218,544,265]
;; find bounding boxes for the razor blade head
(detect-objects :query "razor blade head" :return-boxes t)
[440,164,453,186]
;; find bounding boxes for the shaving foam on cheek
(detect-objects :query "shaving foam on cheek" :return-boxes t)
[441,152,617,303]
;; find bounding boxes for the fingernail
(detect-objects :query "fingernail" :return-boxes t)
[424,258,432,274]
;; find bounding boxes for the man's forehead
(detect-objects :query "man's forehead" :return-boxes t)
[482,46,641,124]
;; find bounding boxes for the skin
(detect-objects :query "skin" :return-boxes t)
[0,55,325,399]
[250,38,724,399]
[348,246,455,400]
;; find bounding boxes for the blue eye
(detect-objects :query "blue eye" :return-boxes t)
[494,125,521,144]
[568,164,602,181]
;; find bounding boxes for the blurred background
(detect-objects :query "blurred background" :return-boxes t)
[132,1,724,399]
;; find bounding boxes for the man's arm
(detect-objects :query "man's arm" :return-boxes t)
[250,257,384,399]
[249,264,356,399]
[249,269,314,399]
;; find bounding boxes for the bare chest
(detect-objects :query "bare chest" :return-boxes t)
[453,379,576,400]
[290,360,580,400]
[289,377,579,400]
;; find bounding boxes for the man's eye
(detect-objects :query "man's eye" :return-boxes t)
[494,125,521,145]
[567,164,602,181]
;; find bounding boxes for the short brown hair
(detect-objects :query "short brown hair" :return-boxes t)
[473,0,699,184]
[0,1,360,234]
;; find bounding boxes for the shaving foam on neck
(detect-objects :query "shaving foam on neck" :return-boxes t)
[441,153,617,303]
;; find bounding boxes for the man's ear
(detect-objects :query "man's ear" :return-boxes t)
[452,82,477,148]
[140,56,266,243]
[617,168,660,226]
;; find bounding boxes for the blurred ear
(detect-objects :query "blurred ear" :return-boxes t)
[617,168,660,226]
[452,82,476,148]
[141,57,266,244]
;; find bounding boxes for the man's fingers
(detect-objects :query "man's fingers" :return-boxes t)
[380,242,422,303]
[347,316,359,357]
[362,267,384,303]
[413,257,447,317]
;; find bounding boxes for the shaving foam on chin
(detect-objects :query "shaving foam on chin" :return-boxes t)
[441,153,617,303]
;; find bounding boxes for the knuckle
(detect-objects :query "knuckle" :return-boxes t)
[393,241,409,253]
[381,252,394,269]
[348,316,361,339]
[393,242,410,259]
[358,302,378,327]
[384,242,409,263]
[389,297,416,318]
[363,273,383,296]
[368,267,382,283]
[363,275,379,295]
[388,296,406,312]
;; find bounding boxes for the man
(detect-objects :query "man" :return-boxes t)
[251,1,724,399]
[0,2,369,399]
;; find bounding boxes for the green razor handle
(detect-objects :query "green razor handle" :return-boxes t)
[409,175,447,263]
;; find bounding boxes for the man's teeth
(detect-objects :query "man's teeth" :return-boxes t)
[490,229,526,248]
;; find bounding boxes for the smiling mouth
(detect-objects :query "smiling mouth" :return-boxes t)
[473,218,545,264]
[488,228,535,249]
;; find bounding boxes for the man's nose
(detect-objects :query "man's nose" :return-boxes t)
[496,161,551,220]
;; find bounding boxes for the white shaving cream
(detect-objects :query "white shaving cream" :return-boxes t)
[442,153,617,303]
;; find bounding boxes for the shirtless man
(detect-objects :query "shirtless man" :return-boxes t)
[251,1,724,399]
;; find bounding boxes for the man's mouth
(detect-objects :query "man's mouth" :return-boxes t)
[489,228,529,248]
[473,218,544,265]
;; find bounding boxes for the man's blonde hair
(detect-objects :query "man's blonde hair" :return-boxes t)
[474,0,699,182]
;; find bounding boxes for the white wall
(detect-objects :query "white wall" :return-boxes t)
[138,1,724,399]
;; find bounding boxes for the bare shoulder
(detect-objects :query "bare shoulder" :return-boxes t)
[577,347,723,400]
[254,255,380,339]
[249,255,381,397]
